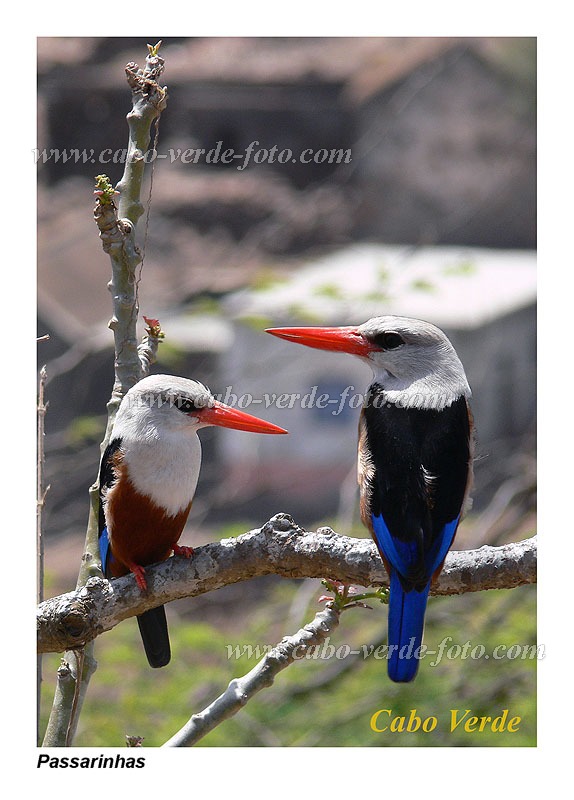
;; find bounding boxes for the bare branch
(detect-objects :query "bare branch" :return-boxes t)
[162,603,341,747]
[37,365,49,743]
[40,649,98,746]
[37,365,49,606]
[37,514,537,656]
[118,48,167,226]
[41,44,167,747]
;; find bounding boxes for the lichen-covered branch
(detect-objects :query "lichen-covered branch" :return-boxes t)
[162,602,342,747]
[37,513,537,655]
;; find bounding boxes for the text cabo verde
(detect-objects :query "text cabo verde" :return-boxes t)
[370,708,522,734]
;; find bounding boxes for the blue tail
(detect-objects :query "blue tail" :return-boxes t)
[387,571,430,683]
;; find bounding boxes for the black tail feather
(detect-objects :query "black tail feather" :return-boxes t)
[136,606,171,668]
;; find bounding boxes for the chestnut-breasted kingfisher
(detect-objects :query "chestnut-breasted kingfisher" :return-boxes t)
[267,317,473,682]
[98,374,287,668]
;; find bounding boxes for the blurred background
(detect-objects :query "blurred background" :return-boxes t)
[37,36,536,747]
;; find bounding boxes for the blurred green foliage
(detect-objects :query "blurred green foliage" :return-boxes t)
[65,415,106,447]
[313,283,344,299]
[410,278,436,293]
[237,314,274,332]
[39,566,536,747]
[249,268,290,292]
[151,339,188,370]
[442,260,477,277]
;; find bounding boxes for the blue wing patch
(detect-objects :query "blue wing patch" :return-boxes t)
[371,512,420,577]
[425,516,459,575]
[99,525,111,577]
[372,512,460,579]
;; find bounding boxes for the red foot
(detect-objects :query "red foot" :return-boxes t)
[173,544,194,559]
[128,563,148,591]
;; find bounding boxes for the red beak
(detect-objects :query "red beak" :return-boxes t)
[198,401,288,434]
[266,325,372,357]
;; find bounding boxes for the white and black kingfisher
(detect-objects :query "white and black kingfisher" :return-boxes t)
[267,316,473,682]
[98,375,287,668]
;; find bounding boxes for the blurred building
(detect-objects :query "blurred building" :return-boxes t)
[37,36,536,536]
[220,244,536,516]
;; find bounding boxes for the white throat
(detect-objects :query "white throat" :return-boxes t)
[370,365,471,411]
[112,411,203,516]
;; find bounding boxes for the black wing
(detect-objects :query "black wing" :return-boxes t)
[363,387,471,588]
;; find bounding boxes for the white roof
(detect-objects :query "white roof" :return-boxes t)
[227,244,536,329]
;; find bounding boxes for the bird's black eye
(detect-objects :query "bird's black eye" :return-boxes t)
[175,397,199,414]
[372,332,405,350]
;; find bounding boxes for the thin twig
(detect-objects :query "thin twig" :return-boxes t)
[163,603,341,747]
[37,365,49,606]
[37,365,50,743]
